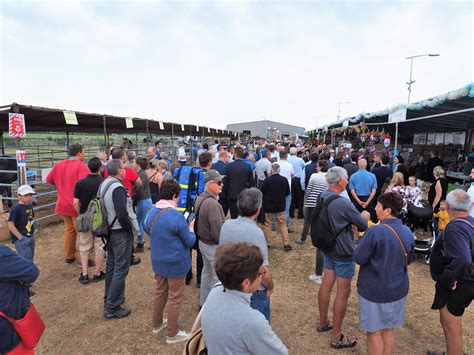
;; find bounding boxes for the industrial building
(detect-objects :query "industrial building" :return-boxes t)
[226,119,306,139]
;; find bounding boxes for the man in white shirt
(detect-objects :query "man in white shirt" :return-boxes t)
[177,141,190,167]
[288,147,306,219]
[278,150,295,231]
[467,167,474,217]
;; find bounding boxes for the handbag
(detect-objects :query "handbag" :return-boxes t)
[0,303,45,349]
[183,306,206,355]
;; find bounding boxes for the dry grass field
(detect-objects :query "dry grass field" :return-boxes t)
[6,218,473,355]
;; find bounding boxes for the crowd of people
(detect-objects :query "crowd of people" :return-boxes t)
[1,139,473,354]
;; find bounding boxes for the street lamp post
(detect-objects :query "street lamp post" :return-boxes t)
[393,53,440,160]
[406,53,440,104]
[337,101,351,121]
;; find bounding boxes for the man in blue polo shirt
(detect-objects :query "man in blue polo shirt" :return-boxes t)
[349,158,377,221]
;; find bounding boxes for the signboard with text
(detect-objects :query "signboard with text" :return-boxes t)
[9,113,26,137]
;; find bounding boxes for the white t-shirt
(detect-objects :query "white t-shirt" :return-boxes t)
[468,183,474,217]
[178,147,187,162]
[277,160,295,191]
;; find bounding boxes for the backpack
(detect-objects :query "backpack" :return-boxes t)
[173,166,205,213]
[85,180,121,237]
[430,218,474,284]
[310,194,342,251]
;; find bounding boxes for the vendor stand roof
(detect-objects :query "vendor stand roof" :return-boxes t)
[313,83,474,135]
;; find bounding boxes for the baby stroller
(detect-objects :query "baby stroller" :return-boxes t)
[406,200,436,264]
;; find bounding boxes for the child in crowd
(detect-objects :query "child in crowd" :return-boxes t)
[433,200,450,234]
[358,210,378,238]
[7,184,37,298]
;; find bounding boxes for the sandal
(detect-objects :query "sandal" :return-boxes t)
[330,333,357,349]
[316,320,333,332]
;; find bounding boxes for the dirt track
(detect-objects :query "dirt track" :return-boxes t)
[7,218,473,354]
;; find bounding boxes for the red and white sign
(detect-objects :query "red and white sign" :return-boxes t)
[16,150,26,167]
[9,113,26,137]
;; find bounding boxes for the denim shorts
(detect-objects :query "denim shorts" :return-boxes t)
[323,255,355,279]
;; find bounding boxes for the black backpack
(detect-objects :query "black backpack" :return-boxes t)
[310,194,342,251]
[430,218,474,285]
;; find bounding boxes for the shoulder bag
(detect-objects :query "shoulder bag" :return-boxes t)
[0,303,45,349]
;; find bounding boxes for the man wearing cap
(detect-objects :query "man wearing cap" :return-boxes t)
[349,157,377,221]
[178,141,190,167]
[194,169,226,306]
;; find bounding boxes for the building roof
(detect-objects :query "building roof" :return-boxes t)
[226,119,305,130]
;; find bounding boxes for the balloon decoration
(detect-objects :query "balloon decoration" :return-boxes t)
[307,82,473,139]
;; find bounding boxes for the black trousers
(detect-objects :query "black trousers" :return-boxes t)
[257,180,266,223]
[186,240,203,286]
[228,199,239,219]
[219,197,229,218]
[290,177,304,218]
[353,195,376,222]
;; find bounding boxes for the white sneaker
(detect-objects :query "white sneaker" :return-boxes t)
[309,274,323,284]
[166,330,189,344]
[152,318,167,334]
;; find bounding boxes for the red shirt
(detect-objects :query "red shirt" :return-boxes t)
[104,166,138,198]
[46,159,90,216]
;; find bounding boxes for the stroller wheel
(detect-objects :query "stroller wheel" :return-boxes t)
[424,254,430,265]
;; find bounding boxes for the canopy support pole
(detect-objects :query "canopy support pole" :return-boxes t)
[171,123,176,163]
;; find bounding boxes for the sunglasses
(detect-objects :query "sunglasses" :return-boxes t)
[210,181,223,186]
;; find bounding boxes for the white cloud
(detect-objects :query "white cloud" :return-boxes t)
[0,1,471,131]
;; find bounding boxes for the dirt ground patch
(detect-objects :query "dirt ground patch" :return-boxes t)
[6,217,473,354]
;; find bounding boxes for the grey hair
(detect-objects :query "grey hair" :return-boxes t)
[107,159,124,176]
[237,188,263,217]
[289,147,297,155]
[96,151,107,161]
[161,152,169,160]
[126,150,136,162]
[446,189,471,211]
[326,166,348,186]
[271,163,280,175]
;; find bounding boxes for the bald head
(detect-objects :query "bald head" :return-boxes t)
[358,158,367,169]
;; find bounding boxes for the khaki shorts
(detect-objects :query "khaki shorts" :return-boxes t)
[79,231,105,257]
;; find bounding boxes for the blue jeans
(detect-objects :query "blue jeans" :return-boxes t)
[284,194,291,225]
[104,229,133,311]
[136,198,153,244]
[251,291,271,322]
[14,235,35,261]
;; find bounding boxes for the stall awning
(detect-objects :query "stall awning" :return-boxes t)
[0,103,234,137]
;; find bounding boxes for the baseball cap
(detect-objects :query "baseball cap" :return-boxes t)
[17,185,35,196]
[204,169,225,184]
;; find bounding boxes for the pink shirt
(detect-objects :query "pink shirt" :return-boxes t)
[46,159,90,216]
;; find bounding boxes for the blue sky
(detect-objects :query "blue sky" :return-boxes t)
[1,0,472,130]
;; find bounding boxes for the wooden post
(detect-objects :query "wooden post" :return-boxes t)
[171,123,176,163]
[102,116,108,152]
[0,131,4,155]
[66,131,70,147]
[146,120,150,147]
